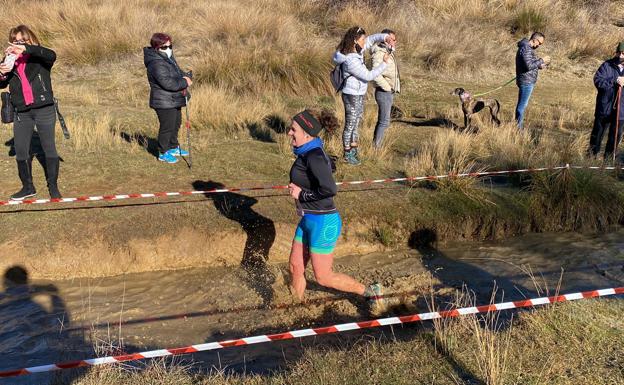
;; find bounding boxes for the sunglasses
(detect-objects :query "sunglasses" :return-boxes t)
[159,44,173,50]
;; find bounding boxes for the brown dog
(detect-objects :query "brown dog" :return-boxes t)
[451,87,501,131]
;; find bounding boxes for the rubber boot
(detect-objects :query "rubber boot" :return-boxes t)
[45,157,62,199]
[10,159,36,200]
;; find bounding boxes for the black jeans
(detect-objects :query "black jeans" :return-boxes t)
[589,114,624,158]
[155,108,182,154]
[13,105,57,161]
[605,118,624,160]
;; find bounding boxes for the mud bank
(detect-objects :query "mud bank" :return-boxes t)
[0,179,622,280]
[0,221,383,279]
[0,217,530,280]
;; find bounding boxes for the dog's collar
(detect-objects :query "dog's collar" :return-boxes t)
[460,92,472,102]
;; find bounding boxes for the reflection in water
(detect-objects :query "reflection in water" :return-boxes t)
[411,228,532,305]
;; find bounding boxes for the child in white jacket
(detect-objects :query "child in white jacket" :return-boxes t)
[333,27,391,164]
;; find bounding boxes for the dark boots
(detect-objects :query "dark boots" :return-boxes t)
[45,157,62,199]
[10,159,36,201]
[9,157,61,200]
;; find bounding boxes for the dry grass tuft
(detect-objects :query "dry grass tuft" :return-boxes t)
[529,168,624,232]
[0,0,621,151]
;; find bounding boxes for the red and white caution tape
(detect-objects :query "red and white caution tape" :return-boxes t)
[1,286,622,378]
[0,165,579,208]
[0,164,620,208]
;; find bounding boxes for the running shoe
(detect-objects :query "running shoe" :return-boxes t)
[365,282,386,313]
[344,149,360,165]
[158,152,178,164]
[168,147,189,157]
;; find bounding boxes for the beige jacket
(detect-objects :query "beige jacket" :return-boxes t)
[371,43,401,93]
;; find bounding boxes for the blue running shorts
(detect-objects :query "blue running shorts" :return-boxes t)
[293,212,342,255]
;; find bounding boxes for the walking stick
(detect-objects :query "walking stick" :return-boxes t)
[182,70,193,170]
[614,86,622,162]
[184,94,192,169]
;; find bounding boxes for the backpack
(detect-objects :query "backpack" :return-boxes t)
[329,62,352,93]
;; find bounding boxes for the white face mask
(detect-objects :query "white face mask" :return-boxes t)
[160,47,172,58]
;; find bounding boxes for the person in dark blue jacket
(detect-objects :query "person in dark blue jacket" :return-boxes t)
[287,109,385,312]
[589,42,624,160]
[514,32,550,130]
[144,33,192,164]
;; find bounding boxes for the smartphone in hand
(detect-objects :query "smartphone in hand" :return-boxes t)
[2,53,17,69]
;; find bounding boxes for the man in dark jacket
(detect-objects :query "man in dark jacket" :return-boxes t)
[515,32,550,130]
[144,33,191,164]
[589,42,624,160]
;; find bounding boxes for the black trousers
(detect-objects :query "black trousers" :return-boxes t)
[13,105,58,161]
[589,114,624,158]
[155,108,182,154]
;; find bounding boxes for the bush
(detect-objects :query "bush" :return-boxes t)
[529,169,624,232]
[510,7,548,35]
[373,224,396,246]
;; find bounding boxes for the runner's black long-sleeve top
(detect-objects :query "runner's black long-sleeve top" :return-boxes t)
[289,147,337,215]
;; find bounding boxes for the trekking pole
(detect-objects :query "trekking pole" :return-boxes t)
[184,70,193,169]
[185,95,192,169]
[614,86,622,162]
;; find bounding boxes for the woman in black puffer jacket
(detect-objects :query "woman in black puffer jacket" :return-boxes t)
[0,25,61,200]
[143,33,192,164]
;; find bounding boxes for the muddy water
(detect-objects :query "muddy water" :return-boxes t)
[1,230,623,384]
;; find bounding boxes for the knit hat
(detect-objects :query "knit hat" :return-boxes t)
[293,110,322,137]
[618,41,624,53]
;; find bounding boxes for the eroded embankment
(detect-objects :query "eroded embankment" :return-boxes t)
[0,178,622,280]
[0,208,526,279]
[0,222,382,279]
